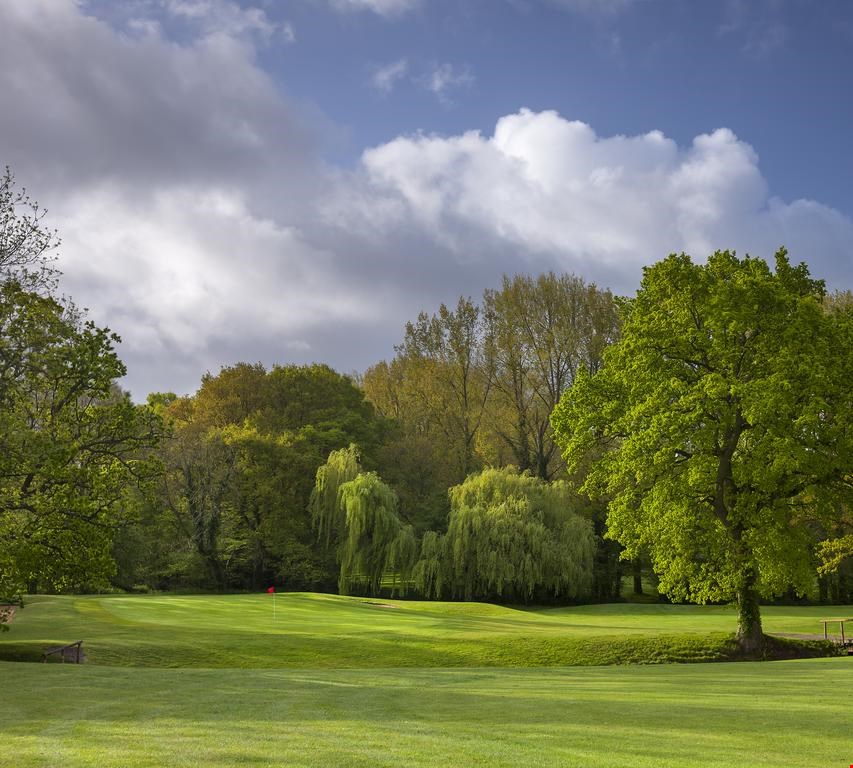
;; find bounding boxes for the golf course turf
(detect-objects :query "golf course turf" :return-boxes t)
[1,594,851,767]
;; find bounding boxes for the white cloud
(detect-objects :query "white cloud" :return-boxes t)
[328,0,420,17]
[157,0,291,44]
[1,1,850,398]
[351,109,852,282]
[422,63,475,103]
[371,59,408,94]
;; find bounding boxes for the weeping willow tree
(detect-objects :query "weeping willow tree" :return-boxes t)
[413,530,445,598]
[420,467,594,602]
[309,444,361,546]
[337,472,417,595]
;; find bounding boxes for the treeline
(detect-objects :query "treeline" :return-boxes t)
[2,167,851,614]
[113,273,623,601]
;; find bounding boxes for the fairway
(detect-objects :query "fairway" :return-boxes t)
[1,593,847,667]
[2,595,852,767]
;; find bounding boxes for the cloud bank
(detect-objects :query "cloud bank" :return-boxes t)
[1,0,850,397]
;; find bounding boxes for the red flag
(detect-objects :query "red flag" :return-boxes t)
[267,586,275,593]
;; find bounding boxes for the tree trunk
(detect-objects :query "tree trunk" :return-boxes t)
[736,574,764,654]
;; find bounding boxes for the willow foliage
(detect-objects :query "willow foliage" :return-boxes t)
[337,472,416,595]
[413,530,445,598]
[431,467,594,601]
[309,444,361,546]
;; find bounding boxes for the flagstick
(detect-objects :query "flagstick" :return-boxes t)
[273,590,276,621]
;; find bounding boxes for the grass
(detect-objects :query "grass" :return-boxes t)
[1,594,851,767]
[0,593,843,667]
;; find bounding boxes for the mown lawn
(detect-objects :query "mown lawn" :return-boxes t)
[2,660,851,767]
[1,595,851,767]
[0,593,845,667]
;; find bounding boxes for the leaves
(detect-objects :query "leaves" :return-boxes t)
[421,467,594,602]
[553,250,852,616]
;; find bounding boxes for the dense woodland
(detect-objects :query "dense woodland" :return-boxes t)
[2,167,852,651]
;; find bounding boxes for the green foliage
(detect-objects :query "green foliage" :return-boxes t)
[398,296,492,481]
[0,183,163,599]
[553,249,852,647]
[337,472,416,595]
[424,467,594,602]
[413,530,445,598]
[309,444,361,547]
[482,273,619,479]
[364,274,619,541]
[136,363,385,592]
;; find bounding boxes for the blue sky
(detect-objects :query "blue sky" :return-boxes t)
[267,0,853,210]
[1,0,851,397]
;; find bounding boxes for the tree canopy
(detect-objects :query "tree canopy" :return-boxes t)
[552,250,852,650]
[415,467,594,602]
[310,447,416,595]
[0,170,163,602]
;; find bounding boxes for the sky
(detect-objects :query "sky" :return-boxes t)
[2,0,852,399]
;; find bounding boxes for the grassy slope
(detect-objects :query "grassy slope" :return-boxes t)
[1,594,846,667]
[2,595,851,767]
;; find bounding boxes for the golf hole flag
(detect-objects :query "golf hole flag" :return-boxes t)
[267,586,276,619]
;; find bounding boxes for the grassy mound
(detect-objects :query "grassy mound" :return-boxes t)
[0,594,844,668]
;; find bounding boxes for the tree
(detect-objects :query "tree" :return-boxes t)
[552,250,852,652]
[144,363,384,592]
[398,297,493,481]
[0,281,163,600]
[310,444,361,547]
[482,273,618,480]
[310,448,416,595]
[362,359,455,533]
[336,472,416,596]
[1,166,57,292]
[415,467,594,602]
[0,169,163,607]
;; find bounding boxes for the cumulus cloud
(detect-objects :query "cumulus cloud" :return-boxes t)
[1,1,850,398]
[371,59,408,94]
[344,109,852,285]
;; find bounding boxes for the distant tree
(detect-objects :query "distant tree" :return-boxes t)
[0,166,58,292]
[415,467,594,602]
[310,448,416,595]
[336,472,417,596]
[552,250,852,652]
[309,444,361,547]
[137,363,386,592]
[482,273,618,479]
[362,359,457,533]
[399,297,493,481]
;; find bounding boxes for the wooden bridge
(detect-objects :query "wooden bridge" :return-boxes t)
[820,618,853,654]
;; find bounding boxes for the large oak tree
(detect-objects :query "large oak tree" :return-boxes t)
[552,250,852,652]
